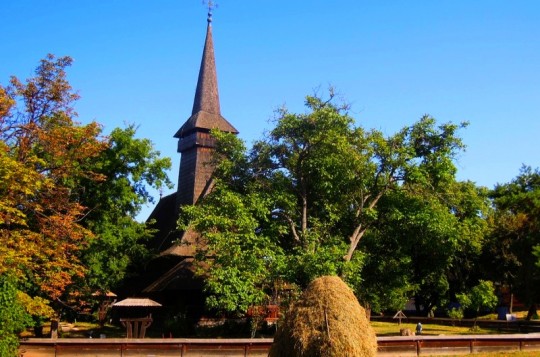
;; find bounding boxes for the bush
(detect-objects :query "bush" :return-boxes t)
[447,307,464,320]
[0,275,32,356]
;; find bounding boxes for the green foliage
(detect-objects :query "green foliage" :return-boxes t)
[81,125,172,221]
[482,166,540,306]
[78,125,172,294]
[362,180,489,315]
[456,280,498,317]
[0,275,32,357]
[180,89,476,315]
[1,56,173,322]
[43,121,171,325]
[17,291,55,326]
[447,307,464,320]
[81,217,154,292]
[180,185,285,315]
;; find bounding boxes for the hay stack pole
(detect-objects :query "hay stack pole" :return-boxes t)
[269,276,377,357]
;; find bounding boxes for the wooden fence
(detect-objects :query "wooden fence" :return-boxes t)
[19,334,540,356]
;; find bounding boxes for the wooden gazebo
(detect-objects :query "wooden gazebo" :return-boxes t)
[113,298,161,338]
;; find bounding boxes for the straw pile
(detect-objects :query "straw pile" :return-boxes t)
[269,276,377,357]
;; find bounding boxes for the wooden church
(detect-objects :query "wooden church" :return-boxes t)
[124,9,238,322]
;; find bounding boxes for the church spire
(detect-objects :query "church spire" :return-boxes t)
[174,10,238,207]
[191,10,220,116]
[174,9,237,139]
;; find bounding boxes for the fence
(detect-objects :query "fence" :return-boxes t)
[20,334,540,356]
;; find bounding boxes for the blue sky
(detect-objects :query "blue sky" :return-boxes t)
[3,1,539,220]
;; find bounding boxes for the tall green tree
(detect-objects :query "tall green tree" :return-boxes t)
[456,280,498,319]
[255,93,466,265]
[361,180,489,314]
[179,131,287,315]
[77,125,172,294]
[482,166,540,317]
[180,90,471,314]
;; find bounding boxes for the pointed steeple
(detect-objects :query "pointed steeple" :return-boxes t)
[174,12,237,138]
[192,15,220,116]
[174,11,238,207]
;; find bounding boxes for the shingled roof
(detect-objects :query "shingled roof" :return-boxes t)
[113,297,162,307]
[174,18,237,138]
[141,11,236,304]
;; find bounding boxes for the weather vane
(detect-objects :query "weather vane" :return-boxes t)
[202,0,218,22]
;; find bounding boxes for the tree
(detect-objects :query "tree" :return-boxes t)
[179,131,287,315]
[0,55,173,325]
[76,125,172,296]
[180,90,470,314]
[361,180,489,315]
[0,54,106,300]
[255,92,466,263]
[482,166,540,318]
[456,280,498,319]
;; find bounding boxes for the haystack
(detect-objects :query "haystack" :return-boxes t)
[269,276,377,357]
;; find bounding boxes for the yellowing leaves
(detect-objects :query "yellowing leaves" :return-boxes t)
[0,55,104,300]
[17,291,55,319]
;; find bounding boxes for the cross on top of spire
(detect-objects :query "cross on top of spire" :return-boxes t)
[174,0,237,140]
[203,0,217,22]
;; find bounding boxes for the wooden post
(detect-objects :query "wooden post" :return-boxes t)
[50,320,59,339]
[510,293,514,314]
[120,315,153,338]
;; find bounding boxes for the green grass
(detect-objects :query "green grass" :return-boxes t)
[371,321,495,336]
[25,320,508,338]
[21,321,125,338]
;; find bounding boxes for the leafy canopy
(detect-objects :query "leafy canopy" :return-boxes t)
[180,90,472,315]
[0,55,105,298]
[483,166,540,307]
[1,55,172,324]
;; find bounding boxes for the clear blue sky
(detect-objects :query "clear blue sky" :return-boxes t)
[3,1,539,220]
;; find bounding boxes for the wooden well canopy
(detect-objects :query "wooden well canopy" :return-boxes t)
[113,298,162,338]
[113,297,162,307]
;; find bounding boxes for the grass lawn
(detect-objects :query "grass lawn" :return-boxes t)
[370,320,510,336]
[20,321,125,339]
[24,319,519,338]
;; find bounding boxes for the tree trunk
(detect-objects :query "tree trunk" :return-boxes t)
[414,295,422,315]
[526,303,537,321]
[343,227,366,262]
[34,325,44,338]
[50,320,59,339]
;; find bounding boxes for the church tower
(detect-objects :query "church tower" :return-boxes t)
[145,8,237,259]
[174,10,238,209]
[124,7,239,312]
[139,9,237,301]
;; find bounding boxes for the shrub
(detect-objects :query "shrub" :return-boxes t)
[0,275,32,356]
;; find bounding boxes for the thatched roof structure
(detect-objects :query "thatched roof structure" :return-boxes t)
[113,298,162,307]
[269,276,377,357]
